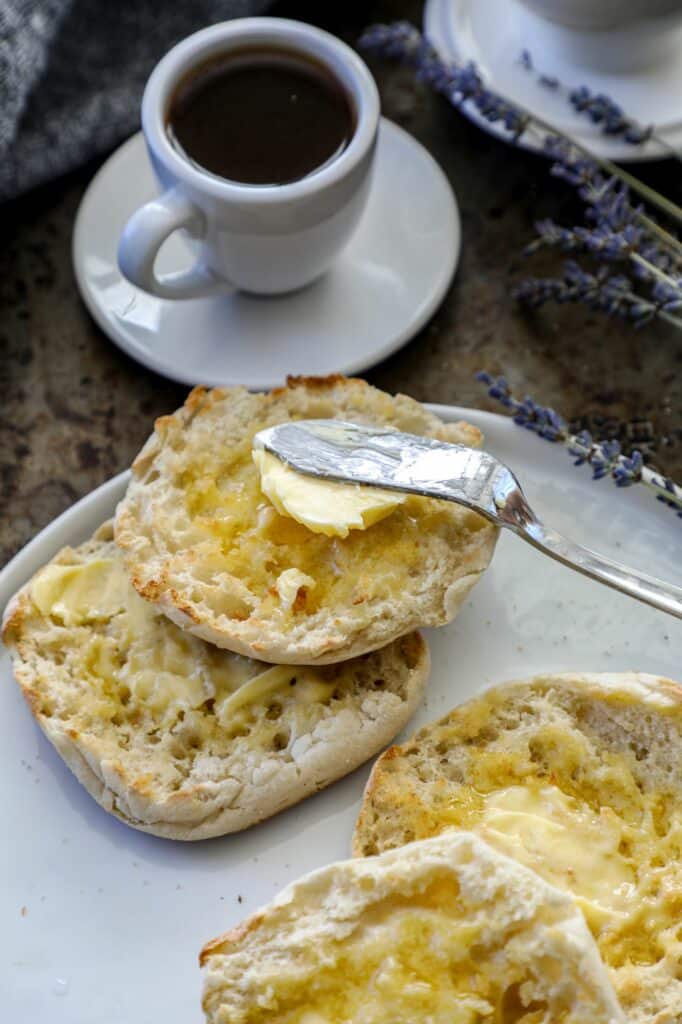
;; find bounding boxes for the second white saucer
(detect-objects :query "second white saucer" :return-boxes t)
[73,118,460,390]
[425,0,682,162]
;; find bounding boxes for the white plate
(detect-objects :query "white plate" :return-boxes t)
[425,0,682,161]
[2,406,680,1024]
[72,120,460,390]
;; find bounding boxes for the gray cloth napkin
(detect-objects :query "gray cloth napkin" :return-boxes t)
[0,0,271,202]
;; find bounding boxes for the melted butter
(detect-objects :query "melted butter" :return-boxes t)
[29,554,334,726]
[275,568,316,611]
[230,884,618,1024]
[252,449,405,538]
[173,436,466,631]
[479,785,636,932]
[31,559,129,625]
[291,676,336,704]
[216,665,297,720]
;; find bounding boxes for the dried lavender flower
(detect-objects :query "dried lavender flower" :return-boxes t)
[360,23,530,138]
[476,372,567,440]
[524,61,658,149]
[528,219,643,260]
[514,261,682,328]
[528,143,682,319]
[476,373,682,516]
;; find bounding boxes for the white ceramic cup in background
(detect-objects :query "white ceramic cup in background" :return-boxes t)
[515,0,682,71]
[117,18,380,299]
[517,0,681,30]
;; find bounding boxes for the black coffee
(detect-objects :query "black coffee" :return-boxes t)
[167,49,355,186]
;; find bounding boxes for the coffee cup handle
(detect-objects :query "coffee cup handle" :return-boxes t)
[117,187,226,300]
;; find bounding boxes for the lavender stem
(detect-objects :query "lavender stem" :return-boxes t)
[617,288,682,330]
[636,214,682,263]
[476,373,682,516]
[525,109,682,228]
[630,253,682,291]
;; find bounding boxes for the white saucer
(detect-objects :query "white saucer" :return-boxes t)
[73,119,460,390]
[425,0,682,161]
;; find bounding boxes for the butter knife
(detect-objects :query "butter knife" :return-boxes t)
[254,419,682,621]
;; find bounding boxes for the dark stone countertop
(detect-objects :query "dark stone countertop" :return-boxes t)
[1,0,680,567]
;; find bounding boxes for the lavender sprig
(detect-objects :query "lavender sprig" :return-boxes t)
[526,218,682,305]
[526,219,643,259]
[519,137,682,320]
[541,137,682,267]
[476,372,682,516]
[360,23,530,140]
[520,143,682,323]
[360,23,682,228]
[514,262,682,328]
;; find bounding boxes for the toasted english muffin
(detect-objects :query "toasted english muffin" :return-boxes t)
[1,522,429,841]
[353,672,682,1024]
[114,376,497,664]
[200,830,624,1024]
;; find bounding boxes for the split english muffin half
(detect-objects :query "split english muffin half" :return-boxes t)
[114,375,498,665]
[1,522,429,840]
[200,830,624,1024]
[353,672,682,1024]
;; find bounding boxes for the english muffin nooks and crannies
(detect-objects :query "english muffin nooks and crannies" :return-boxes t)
[114,376,497,665]
[200,831,624,1024]
[1,523,429,840]
[353,672,682,1024]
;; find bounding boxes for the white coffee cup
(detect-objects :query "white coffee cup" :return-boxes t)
[117,18,380,298]
[515,0,682,71]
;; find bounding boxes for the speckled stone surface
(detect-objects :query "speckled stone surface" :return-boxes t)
[1,0,680,567]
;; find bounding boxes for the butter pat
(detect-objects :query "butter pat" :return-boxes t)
[479,784,635,932]
[253,449,405,538]
[31,559,129,625]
